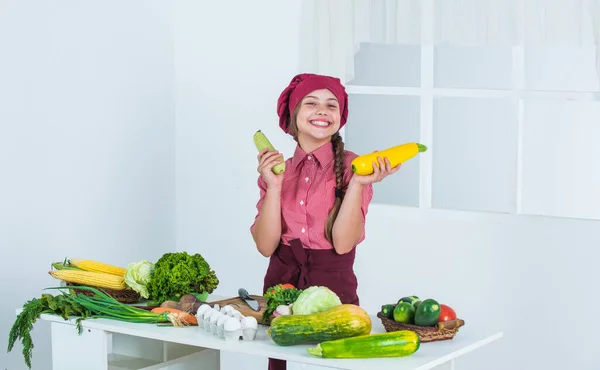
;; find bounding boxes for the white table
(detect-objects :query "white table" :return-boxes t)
[26,295,504,370]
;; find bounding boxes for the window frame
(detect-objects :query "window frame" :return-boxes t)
[342,0,600,220]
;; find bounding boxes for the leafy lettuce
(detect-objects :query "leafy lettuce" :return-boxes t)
[146,252,219,305]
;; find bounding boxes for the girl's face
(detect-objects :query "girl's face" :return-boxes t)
[294,89,341,147]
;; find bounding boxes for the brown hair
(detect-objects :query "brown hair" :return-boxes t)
[288,106,346,246]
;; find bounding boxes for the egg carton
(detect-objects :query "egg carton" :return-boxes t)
[195,303,258,341]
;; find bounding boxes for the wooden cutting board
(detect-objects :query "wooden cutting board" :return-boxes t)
[204,295,267,323]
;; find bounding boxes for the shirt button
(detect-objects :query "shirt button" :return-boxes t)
[307,155,312,160]
[301,228,306,233]
[299,200,304,205]
[305,177,309,182]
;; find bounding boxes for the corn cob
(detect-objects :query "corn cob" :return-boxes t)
[51,261,83,271]
[49,270,126,290]
[68,258,127,276]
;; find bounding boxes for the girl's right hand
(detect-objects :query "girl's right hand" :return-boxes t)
[257,148,284,189]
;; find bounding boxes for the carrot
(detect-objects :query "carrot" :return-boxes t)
[151,307,198,325]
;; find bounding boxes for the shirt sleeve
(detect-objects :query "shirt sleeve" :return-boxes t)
[250,175,268,234]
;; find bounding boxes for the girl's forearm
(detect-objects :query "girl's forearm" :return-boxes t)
[331,178,365,254]
[251,187,283,257]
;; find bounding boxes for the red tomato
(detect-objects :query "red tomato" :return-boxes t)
[438,304,457,322]
[268,283,295,294]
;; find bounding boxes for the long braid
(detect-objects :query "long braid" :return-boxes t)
[324,132,345,245]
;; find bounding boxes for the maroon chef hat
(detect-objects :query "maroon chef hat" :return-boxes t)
[276,73,348,134]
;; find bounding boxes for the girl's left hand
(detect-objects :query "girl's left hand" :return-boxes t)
[352,156,401,186]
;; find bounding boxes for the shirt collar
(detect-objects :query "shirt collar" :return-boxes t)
[290,142,335,171]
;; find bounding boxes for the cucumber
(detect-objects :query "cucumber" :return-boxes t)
[393,302,415,324]
[381,304,395,319]
[398,295,419,306]
[306,330,420,358]
[414,298,441,326]
[253,130,285,174]
[398,296,421,310]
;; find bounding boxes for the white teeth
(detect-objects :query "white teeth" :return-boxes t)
[310,120,329,127]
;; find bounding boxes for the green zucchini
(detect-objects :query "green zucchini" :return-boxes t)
[253,130,285,174]
[306,330,420,358]
[266,304,372,346]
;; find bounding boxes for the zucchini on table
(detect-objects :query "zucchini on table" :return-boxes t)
[266,304,371,346]
[307,330,420,359]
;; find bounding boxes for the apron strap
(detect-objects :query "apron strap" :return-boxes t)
[280,239,309,288]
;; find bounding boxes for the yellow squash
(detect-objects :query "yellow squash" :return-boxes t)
[351,143,428,175]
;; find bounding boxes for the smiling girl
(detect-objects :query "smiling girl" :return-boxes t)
[250,73,401,370]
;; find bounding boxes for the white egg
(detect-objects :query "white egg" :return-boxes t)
[222,305,234,314]
[203,310,218,332]
[195,304,211,320]
[209,312,222,327]
[223,317,242,331]
[217,314,229,327]
[232,310,244,320]
[241,316,258,330]
[203,308,217,320]
[217,315,230,339]
[197,304,211,314]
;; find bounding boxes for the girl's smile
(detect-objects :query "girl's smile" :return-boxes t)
[309,119,332,127]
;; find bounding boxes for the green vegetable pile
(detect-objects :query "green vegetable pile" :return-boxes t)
[147,252,219,305]
[262,284,303,324]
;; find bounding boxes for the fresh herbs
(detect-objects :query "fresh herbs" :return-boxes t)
[262,284,303,324]
[8,293,92,369]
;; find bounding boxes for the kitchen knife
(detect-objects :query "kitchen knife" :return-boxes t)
[238,288,260,311]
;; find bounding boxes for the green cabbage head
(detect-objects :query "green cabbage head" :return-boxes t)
[124,260,155,298]
[291,286,342,315]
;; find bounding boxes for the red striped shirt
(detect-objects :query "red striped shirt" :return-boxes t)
[251,142,374,250]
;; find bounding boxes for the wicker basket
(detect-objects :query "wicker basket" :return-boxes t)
[66,282,141,304]
[377,311,465,342]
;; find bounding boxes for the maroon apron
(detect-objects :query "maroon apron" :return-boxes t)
[263,238,359,370]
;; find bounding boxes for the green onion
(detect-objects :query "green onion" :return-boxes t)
[44,286,170,324]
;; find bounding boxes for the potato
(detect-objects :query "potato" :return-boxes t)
[160,300,179,309]
[179,301,201,315]
[179,294,201,304]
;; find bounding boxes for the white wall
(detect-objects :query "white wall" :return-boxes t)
[174,1,302,368]
[175,3,600,370]
[174,0,302,296]
[0,2,175,369]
